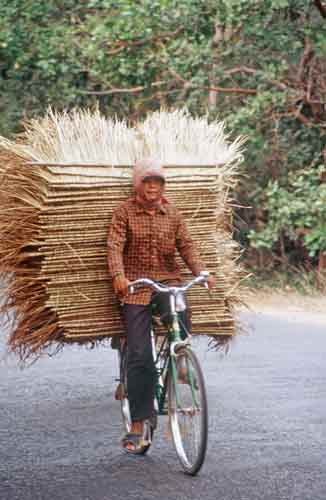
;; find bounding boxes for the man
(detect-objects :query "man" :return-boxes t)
[107,158,214,453]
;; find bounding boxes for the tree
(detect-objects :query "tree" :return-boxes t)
[0,0,325,267]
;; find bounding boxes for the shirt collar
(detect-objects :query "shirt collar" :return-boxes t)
[133,197,167,215]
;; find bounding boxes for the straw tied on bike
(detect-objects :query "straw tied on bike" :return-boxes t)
[0,109,245,475]
[107,158,214,462]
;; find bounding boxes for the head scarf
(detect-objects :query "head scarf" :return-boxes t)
[133,158,168,210]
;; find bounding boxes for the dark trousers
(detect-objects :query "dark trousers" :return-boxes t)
[121,294,191,422]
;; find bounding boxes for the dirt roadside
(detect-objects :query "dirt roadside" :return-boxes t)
[239,291,326,326]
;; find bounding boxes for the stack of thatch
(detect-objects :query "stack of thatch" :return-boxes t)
[0,109,245,362]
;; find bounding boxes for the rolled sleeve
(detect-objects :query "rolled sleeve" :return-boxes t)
[107,206,127,279]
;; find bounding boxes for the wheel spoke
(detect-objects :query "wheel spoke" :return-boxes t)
[168,347,208,475]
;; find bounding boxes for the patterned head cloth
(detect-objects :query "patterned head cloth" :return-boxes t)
[133,158,166,193]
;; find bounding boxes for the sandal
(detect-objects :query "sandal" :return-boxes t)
[121,432,149,455]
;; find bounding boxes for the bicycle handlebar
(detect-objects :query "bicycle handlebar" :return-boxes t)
[128,271,210,295]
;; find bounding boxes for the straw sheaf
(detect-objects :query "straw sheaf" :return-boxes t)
[0,150,63,360]
[137,109,246,174]
[0,108,139,164]
[0,108,246,362]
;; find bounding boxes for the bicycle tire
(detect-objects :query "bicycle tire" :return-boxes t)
[168,346,208,475]
[119,344,154,454]
[119,343,132,434]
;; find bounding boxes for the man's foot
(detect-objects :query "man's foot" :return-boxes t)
[131,421,144,435]
[122,421,146,453]
[121,432,147,454]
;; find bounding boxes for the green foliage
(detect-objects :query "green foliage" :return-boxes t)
[249,165,326,257]
[0,0,221,133]
[0,0,325,265]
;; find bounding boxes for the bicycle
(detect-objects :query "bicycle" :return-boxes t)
[116,272,209,475]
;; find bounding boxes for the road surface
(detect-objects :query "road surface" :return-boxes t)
[1,309,325,500]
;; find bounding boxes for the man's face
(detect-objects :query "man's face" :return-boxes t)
[142,176,165,203]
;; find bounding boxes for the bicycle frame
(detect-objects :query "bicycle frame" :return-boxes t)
[150,291,194,415]
[125,272,209,416]
[118,273,209,473]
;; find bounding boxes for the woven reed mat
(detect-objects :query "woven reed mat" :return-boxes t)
[0,160,243,361]
[37,164,239,340]
[0,107,247,362]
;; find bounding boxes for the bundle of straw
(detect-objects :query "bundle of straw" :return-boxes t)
[137,108,245,167]
[0,108,139,164]
[0,108,245,362]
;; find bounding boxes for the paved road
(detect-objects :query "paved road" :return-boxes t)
[1,310,325,500]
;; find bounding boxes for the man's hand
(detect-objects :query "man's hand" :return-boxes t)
[113,275,131,299]
[198,270,215,291]
[198,271,215,292]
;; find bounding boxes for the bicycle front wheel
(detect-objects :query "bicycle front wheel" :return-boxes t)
[168,347,208,475]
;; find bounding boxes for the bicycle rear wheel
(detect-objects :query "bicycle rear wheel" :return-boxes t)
[118,342,132,433]
[168,347,208,475]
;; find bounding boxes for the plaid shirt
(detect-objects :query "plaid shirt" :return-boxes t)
[107,197,205,304]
